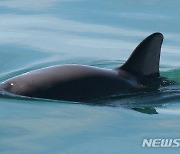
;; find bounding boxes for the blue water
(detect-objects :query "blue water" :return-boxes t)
[0,0,180,154]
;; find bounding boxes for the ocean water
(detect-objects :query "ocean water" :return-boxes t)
[0,0,180,154]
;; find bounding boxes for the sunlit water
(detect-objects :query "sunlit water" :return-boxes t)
[0,0,180,154]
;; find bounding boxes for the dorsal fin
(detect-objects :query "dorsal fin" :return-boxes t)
[120,32,163,78]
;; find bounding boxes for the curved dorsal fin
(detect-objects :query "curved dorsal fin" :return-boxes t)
[120,32,163,78]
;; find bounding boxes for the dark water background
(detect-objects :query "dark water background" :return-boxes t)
[0,0,180,153]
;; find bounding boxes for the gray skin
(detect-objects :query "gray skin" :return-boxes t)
[0,33,163,102]
[0,65,140,101]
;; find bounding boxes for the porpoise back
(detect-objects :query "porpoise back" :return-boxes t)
[0,32,164,101]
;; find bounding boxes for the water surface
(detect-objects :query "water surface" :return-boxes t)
[0,0,180,154]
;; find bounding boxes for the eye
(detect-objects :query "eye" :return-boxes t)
[10,83,14,86]
[5,82,15,90]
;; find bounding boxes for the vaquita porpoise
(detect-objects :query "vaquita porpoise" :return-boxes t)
[0,33,163,101]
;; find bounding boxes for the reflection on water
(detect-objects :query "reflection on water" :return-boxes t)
[0,0,180,153]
